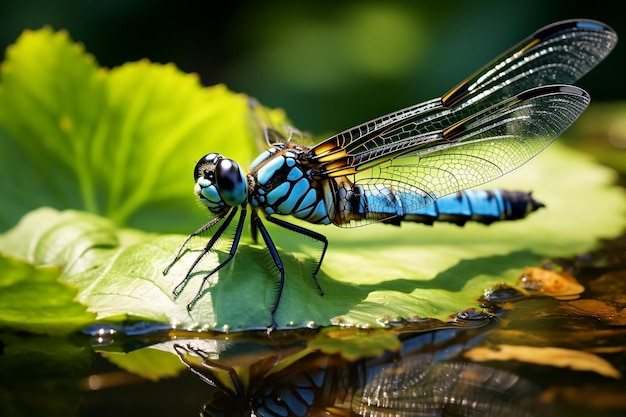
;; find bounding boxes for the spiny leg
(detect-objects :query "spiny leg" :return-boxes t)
[250,212,259,244]
[251,210,285,322]
[185,204,248,311]
[265,215,328,296]
[163,218,221,276]
[170,207,238,297]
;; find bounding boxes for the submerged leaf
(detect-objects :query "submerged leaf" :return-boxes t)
[102,349,186,381]
[0,332,92,414]
[563,299,626,326]
[464,344,621,379]
[308,327,401,360]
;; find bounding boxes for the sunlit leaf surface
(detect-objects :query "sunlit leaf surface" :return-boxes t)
[0,255,94,334]
[0,28,625,331]
[0,28,257,233]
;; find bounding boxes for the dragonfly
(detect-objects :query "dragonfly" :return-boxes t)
[165,19,617,323]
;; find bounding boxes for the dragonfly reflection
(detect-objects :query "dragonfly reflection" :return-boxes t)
[165,19,617,323]
[174,320,540,417]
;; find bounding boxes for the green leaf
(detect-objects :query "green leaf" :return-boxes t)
[1,140,624,331]
[0,208,281,330]
[308,327,402,360]
[0,28,625,332]
[0,254,94,334]
[102,349,186,381]
[0,27,260,233]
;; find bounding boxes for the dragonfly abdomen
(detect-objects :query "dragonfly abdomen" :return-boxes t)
[403,190,543,226]
[350,188,543,226]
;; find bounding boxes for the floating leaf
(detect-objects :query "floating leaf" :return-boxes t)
[518,267,585,300]
[0,28,625,331]
[0,254,94,334]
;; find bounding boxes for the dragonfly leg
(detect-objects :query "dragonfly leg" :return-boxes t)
[251,210,285,324]
[185,205,247,311]
[170,208,238,298]
[265,215,328,296]
[250,215,259,244]
[163,218,220,277]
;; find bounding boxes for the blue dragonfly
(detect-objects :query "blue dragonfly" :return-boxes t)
[165,19,617,322]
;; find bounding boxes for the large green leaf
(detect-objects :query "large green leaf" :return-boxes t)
[0,27,261,233]
[0,28,625,332]
[1,141,624,331]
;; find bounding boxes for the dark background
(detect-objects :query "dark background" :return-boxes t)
[1,0,623,135]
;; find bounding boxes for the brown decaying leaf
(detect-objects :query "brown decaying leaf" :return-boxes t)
[518,267,585,300]
[464,344,621,379]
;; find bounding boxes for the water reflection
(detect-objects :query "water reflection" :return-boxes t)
[172,321,539,416]
[81,237,626,416]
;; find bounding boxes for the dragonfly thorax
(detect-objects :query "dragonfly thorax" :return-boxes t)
[248,143,332,224]
[194,153,247,214]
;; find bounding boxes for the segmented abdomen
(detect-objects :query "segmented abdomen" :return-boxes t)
[357,188,544,226]
[323,180,543,227]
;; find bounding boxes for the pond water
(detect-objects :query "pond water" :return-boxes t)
[3,234,625,417]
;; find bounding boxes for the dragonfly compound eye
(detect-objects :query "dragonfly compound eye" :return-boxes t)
[215,158,247,206]
[194,153,222,183]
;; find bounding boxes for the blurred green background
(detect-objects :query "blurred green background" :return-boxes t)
[1,0,623,136]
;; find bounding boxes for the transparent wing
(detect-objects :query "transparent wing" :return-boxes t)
[350,85,590,219]
[247,97,316,151]
[306,19,616,174]
[441,19,617,108]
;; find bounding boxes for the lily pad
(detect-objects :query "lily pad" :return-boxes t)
[0,332,92,414]
[0,28,625,332]
[1,138,624,332]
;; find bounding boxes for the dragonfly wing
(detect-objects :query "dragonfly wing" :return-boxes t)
[442,19,617,108]
[333,85,590,226]
[405,85,590,198]
[248,97,317,151]
[248,97,289,150]
[307,19,616,168]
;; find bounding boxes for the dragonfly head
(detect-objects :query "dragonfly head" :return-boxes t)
[194,153,247,213]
